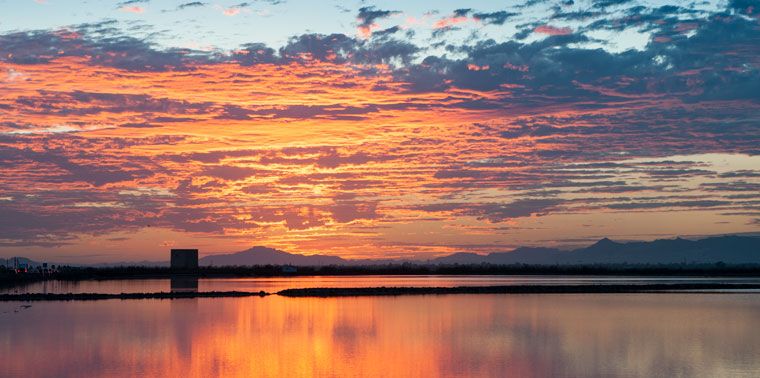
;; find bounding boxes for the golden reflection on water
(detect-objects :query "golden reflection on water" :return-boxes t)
[1,294,760,377]
[7,275,760,295]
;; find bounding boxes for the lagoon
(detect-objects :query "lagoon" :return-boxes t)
[1,293,760,377]
[4,274,760,295]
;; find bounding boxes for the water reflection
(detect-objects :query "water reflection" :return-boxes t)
[6,275,760,294]
[1,294,759,377]
[170,276,199,293]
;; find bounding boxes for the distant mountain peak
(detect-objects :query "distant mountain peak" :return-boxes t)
[243,246,281,253]
[592,237,618,247]
[200,246,345,266]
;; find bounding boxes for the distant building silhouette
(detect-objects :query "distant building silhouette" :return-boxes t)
[170,249,198,269]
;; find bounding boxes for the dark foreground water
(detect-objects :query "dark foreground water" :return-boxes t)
[1,293,759,377]
[5,275,760,294]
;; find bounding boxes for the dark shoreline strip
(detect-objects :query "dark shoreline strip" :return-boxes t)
[2,284,760,301]
[276,283,760,297]
[0,290,269,301]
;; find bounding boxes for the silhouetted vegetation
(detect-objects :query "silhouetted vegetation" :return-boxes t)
[2,262,760,289]
[0,290,268,301]
[277,283,760,297]
[2,282,760,301]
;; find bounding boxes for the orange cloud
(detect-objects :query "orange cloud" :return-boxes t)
[357,24,377,38]
[1,14,759,260]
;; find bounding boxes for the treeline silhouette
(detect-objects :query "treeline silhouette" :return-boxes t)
[2,262,760,288]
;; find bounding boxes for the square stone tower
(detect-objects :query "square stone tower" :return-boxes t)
[170,249,198,269]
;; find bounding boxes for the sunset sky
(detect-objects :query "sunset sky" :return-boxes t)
[1,0,759,263]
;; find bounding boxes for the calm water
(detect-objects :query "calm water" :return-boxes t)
[1,294,759,377]
[4,275,760,294]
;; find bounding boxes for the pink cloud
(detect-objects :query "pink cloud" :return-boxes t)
[119,6,144,14]
[223,7,241,16]
[653,36,672,43]
[503,63,529,72]
[467,64,490,71]
[534,25,572,35]
[434,16,469,29]
[53,29,81,40]
[674,22,699,33]
[405,16,421,26]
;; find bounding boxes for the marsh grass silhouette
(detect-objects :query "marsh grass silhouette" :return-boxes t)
[2,263,760,292]
[3,282,760,301]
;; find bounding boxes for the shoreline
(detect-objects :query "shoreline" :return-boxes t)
[2,283,760,301]
[275,283,760,297]
[4,265,760,290]
[0,290,269,301]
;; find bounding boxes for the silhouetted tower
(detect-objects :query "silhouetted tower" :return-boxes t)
[170,249,198,269]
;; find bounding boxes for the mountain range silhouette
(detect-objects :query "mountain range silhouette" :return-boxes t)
[5,235,758,267]
[199,235,760,266]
